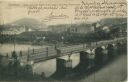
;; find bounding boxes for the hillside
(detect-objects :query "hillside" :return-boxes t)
[9,18,46,30]
[99,18,127,26]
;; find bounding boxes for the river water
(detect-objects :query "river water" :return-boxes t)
[0,43,80,77]
[0,43,43,55]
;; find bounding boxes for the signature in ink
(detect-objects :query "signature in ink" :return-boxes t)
[42,12,69,22]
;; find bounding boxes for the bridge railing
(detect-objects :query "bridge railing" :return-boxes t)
[59,45,84,54]
[27,37,126,61]
[28,46,58,60]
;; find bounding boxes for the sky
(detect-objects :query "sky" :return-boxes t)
[0,0,127,26]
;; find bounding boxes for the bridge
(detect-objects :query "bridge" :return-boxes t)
[19,37,126,64]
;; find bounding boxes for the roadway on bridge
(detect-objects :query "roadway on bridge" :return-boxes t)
[27,37,126,62]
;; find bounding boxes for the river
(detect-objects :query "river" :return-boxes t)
[33,53,80,77]
[0,43,80,77]
[0,43,44,55]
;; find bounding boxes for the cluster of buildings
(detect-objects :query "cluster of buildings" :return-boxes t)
[0,24,32,35]
[47,21,127,39]
[48,22,110,34]
[0,21,126,36]
[48,23,94,34]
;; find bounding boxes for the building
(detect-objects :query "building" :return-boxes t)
[68,23,94,34]
[48,23,95,34]
[48,24,69,33]
[1,25,33,35]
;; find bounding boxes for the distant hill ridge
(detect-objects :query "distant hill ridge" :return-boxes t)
[8,18,46,30]
[99,18,127,26]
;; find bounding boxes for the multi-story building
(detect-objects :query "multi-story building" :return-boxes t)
[1,25,30,35]
[68,23,94,34]
[48,24,70,33]
[48,23,95,34]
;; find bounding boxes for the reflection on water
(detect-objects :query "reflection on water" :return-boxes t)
[0,43,80,77]
[33,59,56,77]
[33,53,80,77]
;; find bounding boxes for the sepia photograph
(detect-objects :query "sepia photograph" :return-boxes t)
[0,0,127,82]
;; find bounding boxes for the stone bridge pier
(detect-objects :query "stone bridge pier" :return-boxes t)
[72,51,90,74]
[55,57,72,78]
[79,51,90,68]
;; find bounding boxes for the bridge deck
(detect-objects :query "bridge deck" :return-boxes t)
[20,37,126,63]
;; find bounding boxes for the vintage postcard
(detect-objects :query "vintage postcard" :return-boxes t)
[0,0,127,82]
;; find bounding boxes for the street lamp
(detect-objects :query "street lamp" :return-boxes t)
[61,36,64,45]
[43,36,46,40]
[42,36,46,45]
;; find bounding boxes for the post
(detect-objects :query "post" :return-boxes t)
[30,61,34,75]
[83,44,85,49]
[19,50,22,62]
[6,53,9,58]
[27,48,29,62]
[46,47,48,57]
[61,36,64,46]
[19,50,22,57]
[55,43,57,50]
[33,48,34,53]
